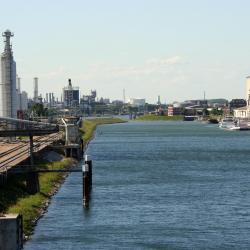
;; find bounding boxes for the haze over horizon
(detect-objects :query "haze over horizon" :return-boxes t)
[0,0,250,103]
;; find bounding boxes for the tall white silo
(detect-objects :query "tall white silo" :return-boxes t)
[246,76,250,106]
[0,30,17,118]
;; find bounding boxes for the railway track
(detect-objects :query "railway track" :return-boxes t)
[0,132,63,171]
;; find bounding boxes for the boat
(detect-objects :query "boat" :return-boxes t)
[183,116,198,121]
[219,117,250,130]
[208,118,219,124]
[219,116,235,129]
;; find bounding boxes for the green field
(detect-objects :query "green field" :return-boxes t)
[136,114,184,121]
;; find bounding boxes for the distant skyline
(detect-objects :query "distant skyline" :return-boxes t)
[1,0,250,103]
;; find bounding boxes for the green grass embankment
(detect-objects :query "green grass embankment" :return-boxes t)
[81,118,126,144]
[0,158,74,236]
[1,117,125,237]
[136,114,184,121]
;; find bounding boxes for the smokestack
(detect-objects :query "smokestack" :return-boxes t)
[17,77,21,93]
[49,93,52,106]
[33,77,38,102]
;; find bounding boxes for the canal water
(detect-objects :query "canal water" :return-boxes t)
[25,121,250,249]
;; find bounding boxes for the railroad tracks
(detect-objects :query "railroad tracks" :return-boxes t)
[0,132,63,172]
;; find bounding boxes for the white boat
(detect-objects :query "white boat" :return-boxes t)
[219,117,250,130]
[219,116,235,129]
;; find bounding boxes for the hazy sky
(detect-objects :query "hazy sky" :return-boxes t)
[0,0,250,103]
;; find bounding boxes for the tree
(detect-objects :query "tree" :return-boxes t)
[210,108,223,116]
[202,108,209,116]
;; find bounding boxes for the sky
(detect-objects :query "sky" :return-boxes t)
[0,0,250,103]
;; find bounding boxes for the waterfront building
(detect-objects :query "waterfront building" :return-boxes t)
[233,77,250,118]
[234,106,248,118]
[233,104,248,119]
[0,30,17,118]
[246,76,250,105]
[229,99,246,110]
[168,106,182,116]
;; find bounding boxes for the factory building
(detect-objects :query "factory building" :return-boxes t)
[63,79,79,107]
[80,90,97,115]
[0,30,17,118]
[16,76,21,111]
[20,91,28,111]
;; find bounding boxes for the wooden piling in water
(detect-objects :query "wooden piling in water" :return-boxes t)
[82,160,90,207]
[84,155,92,189]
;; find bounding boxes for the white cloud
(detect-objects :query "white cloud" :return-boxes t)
[40,66,66,79]
[146,56,183,66]
[78,56,185,80]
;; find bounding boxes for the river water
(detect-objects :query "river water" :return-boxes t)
[25,121,250,249]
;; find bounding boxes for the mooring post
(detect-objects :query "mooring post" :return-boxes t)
[85,155,92,188]
[82,161,90,207]
[81,139,84,155]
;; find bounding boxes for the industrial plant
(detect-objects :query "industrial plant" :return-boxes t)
[0,29,249,121]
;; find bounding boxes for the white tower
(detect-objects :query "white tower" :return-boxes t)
[123,88,126,104]
[33,77,38,103]
[246,76,250,106]
[0,30,17,118]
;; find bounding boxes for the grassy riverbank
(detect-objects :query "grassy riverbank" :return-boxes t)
[81,117,126,144]
[0,117,125,237]
[0,158,74,236]
[136,114,184,121]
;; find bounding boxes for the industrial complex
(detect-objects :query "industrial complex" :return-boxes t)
[0,29,249,121]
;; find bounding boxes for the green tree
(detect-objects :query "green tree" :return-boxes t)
[31,103,44,116]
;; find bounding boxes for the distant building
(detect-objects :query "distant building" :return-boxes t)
[168,106,182,116]
[99,98,110,104]
[234,106,248,118]
[63,79,79,107]
[173,102,181,108]
[129,98,145,107]
[112,100,123,105]
[80,90,97,115]
[207,99,228,108]
[184,100,208,108]
[233,77,250,118]
[90,90,96,102]
[229,99,246,110]
[21,91,28,110]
